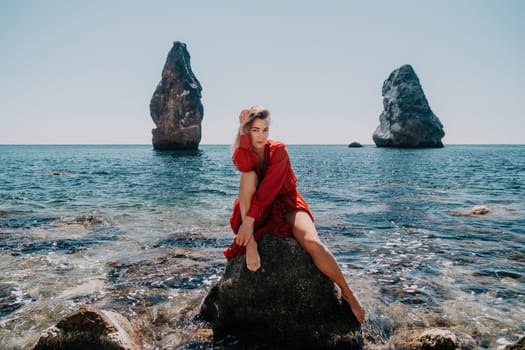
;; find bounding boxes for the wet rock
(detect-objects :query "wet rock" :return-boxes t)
[417,329,458,349]
[373,64,445,148]
[33,307,141,350]
[389,328,476,350]
[200,235,362,349]
[467,205,489,215]
[505,336,525,350]
[451,205,490,217]
[72,215,105,226]
[150,41,204,150]
[348,142,363,148]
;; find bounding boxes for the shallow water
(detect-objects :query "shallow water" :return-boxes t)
[0,144,524,349]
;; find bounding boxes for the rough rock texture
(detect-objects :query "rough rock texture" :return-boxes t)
[467,205,490,215]
[373,64,445,148]
[200,235,362,349]
[33,307,140,350]
[506,336,525,350]
[387,328,476,350]
[150,41,203,150]
[417,329,459,350]
[451,205,490,217]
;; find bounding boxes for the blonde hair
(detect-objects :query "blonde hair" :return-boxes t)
[232,106,271,150]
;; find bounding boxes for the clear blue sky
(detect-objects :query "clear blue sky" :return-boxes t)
[1,0,523,144]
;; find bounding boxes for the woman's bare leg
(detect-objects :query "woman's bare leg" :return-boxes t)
[239,171,261,271]
[286,211,365,323]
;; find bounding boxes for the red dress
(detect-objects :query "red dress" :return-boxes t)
[223,135,314,259]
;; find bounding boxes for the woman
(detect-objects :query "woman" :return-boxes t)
[224,106,365,324]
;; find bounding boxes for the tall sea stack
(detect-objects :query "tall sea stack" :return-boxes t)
[373,64,444,148]
[150,42,203,150]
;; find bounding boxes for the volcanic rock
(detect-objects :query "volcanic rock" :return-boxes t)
[373,64,445,148]
[200,235,362,349]
[451,205,490,217]
[505,336,525,350]
[150,41,203,150]
[467,205,490,215]
[388,328,476,350]
[33,307,140,350]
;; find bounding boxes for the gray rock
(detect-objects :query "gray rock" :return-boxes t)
[417,329,459,350]
[505,336,525,350]
[451,205,490,217]
[200,235,362,349]
[373,64,445,148]
[348,142,363,148]
[467,205,490,215]
[33,307,141,350]
[387,327,476,350]
[150,41,204,150]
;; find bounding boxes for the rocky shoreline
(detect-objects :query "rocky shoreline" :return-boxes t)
[30,296,525,350]
[29,235,525,349]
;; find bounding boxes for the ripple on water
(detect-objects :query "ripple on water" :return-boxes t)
[0,216,120,255]
[0,282,33,317]
[0,145,524,349]
[153,231,232,250]
[0,229,120,255]
[0,215,56,229]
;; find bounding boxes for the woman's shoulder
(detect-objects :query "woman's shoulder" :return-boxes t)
[267,139,287,149]
[266,139,289,160]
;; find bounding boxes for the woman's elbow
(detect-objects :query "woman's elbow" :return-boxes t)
[234,163,252,173]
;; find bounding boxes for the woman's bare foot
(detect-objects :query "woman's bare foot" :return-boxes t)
[342,292,365,324]
[245,239,261,271]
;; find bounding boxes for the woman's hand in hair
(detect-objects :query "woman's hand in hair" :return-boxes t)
[239,109,250,135]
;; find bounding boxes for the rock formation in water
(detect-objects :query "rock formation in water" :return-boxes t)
[33,307,140,350]
[348,142,363,148]
[150,41,203,150]
[200,235,362,349]
[373,64,445,148]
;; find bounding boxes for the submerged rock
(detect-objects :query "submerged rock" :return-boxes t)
[150,41,204,150]
[33,307,141,350]
[373,64,445,148]
[467,205,490,215]
[451,205,490,217]
[200,235,362,349]
[71,215,105,226]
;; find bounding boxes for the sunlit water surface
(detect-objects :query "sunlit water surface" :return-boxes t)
[0,144,523,349]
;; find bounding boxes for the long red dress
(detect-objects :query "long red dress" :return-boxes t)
[223,135,314,259]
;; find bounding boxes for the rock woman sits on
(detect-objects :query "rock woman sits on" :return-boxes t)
[224,106,365,323]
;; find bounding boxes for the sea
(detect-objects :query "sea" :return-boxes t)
[0,144,523,349]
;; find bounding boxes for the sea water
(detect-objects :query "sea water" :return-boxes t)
[0,144,523,349]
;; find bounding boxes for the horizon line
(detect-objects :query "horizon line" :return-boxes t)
[1,143,524,146]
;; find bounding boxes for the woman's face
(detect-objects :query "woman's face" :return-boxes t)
[249,118,269,151]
